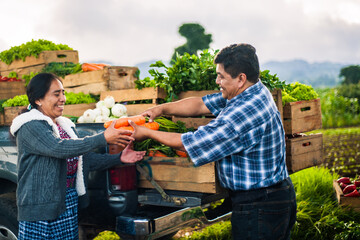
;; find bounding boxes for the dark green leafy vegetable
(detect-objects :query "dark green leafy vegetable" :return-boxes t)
[135,49,219,102]
[41,62,83,78]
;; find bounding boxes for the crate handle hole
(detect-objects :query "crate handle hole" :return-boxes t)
[300,106,311,112]
[302,142,311,147]
[118,71,128,77]
[57,54,67,58]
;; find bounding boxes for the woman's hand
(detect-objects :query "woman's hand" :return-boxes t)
[120,142,146,163]
[104,120,134,147]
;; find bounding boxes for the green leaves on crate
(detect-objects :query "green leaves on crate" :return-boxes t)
[135,49,219,102]
[282,82,319,105]
[259,69,286,92]
[0,39,73,65]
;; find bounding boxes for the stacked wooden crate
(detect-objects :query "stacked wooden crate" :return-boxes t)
[100,87,167,116]
[63,66,139,95]
[284,99,323,173]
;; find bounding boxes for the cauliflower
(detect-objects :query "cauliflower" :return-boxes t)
[111,103,127,117]
[95,115,110,123]
[82,109,96,123]
[100,106,111,117]
[96,100,106,109]
[77,116,85,123]
[93,108,102,117]
[104,96,115,108]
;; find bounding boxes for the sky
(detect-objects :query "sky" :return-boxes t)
[0,0,359,69]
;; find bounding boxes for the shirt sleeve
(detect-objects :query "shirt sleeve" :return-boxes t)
[182,118,242,167]
[17,120,107,159]
[202,93,226,117]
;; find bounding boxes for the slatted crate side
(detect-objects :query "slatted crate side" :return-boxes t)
[0,64,46,78]
[0,112,4,125]
[271,89,283,121]
[286,133,323,173]
[3,103,96,125]
[137,157,223,194]
[107,66,138,90]
[0,81,26,100]
[62,68,109,87]
[64,82,108,95]
[62,103,97,117]
[4,106,26,125]
[283,98,322,134]
[100,87,167,116]
[0,50,79,71]
[333,180,360,212]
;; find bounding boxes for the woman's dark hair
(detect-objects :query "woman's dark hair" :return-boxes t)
[26,73,62,109]
[214,43,260,83]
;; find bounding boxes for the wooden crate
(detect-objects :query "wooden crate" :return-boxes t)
[3,106,26,125]
[283,98,322,135]
[0,112,4,125]
[333,180,360,212]
[3,103,96,125]
[286,133,323,173]
[271,89,283,121]
[171,90,218,129]
[172,89,283,129]
[137,156,225,194]
[0,50,79,71]
[100,87,166,116]
[63,66,138,95]
[0,64,46,78]
[62,103,96,117]
[0,81,26,99]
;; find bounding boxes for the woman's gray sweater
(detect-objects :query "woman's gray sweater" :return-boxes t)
[10,109,121,221]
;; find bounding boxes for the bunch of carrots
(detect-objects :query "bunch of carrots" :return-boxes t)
[104,115,188,158]
[103,115,159,134]
[82,63,109,72]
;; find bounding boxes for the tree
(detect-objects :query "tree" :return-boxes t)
[339,65,360,85]
[171,23,212,63]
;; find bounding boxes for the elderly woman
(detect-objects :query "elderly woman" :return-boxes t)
[10,73,145,240]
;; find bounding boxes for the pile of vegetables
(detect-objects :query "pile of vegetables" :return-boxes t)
[41,62,83,78]
[337,177,360,197]
[0,72,22,82]
[0,39,73,65]
[135,49,219,102]
[78,96,127,123]
[2,92,96,108]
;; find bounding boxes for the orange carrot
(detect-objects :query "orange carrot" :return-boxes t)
[148,150,168,157]
[104,115,146,129]
[117,126,134,135]
[175,150,188,158]
[82,63,109,72]
[140,122,160,131]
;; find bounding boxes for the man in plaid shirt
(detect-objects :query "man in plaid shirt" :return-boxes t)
[130,43,297,239]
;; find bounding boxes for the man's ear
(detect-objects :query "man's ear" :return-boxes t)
[238,73,247,87]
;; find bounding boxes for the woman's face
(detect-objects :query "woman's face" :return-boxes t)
[36,79,66,122]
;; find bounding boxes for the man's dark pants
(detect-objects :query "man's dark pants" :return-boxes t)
[230,177,297,240]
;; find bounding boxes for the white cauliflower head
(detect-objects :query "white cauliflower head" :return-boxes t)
[82,109,96,123]
[104,96,115,108]
[96,100,106,109]
[111,103,127,117]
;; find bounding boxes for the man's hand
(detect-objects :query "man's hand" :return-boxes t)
[128,120,149,142]
[141,106,163,122]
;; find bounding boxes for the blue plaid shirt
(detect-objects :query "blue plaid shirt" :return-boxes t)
[181,81,289,191]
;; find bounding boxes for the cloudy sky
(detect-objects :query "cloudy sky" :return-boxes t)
[1,0,359,69]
